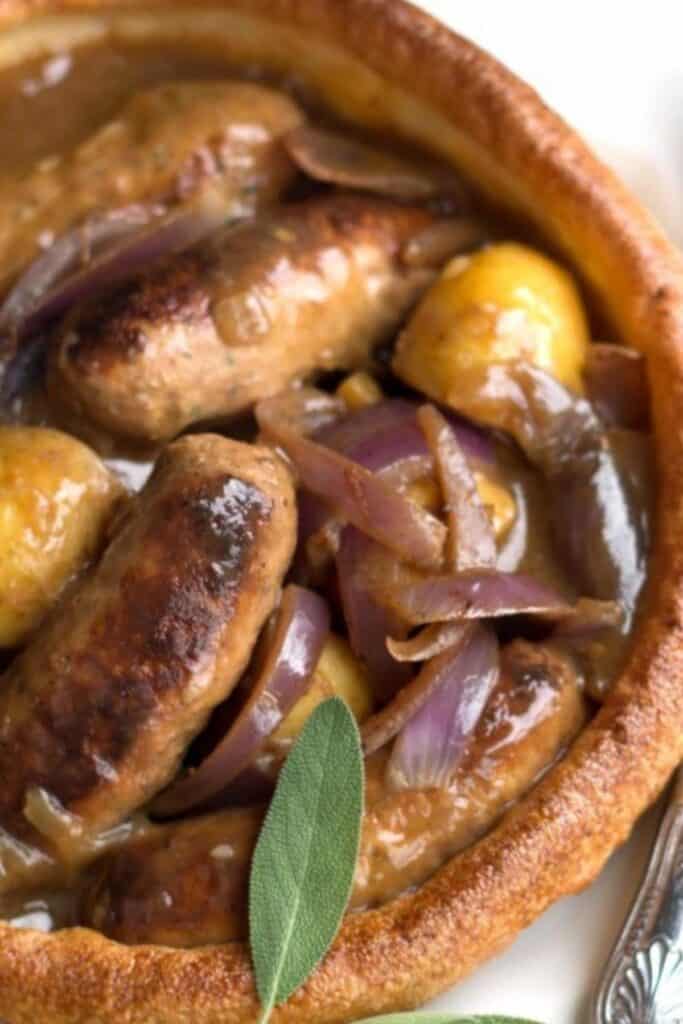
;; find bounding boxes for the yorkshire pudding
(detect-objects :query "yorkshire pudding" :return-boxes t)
[0,3,682,1023]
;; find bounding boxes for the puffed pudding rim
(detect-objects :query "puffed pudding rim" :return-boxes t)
[0,2,681,1022]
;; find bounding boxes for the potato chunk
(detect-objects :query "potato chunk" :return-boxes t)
[0,427,123,647]
[408,470,516,541]
[273,633,374,741]
[393,242,590,398]
[474,470,517,541]
[336,371,384,410]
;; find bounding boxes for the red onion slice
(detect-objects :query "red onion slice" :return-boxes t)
[551,597,623,637]
[583,343,649,429]
[256,389,347,582]
[257,402,446,570]
[401,217,488,268]
[548,596,626,701]
[370,568,573,625]
[283,396,493,577]
[290,398,431,574]
[295,398,448,570]
[151,585,329,818]
[278,396,493,584]
[199,750,283,809]
[304,518,343,577]
[550,429,651,635]
[284,124,465,201]
[386,622,468,662]
[442,360,602,475]
[336,526,412,701]
[291,493,336,585]
[387,624,499,790]
[0,204,160,335]
[361,623,472,756]
[255,387,346,440]
[1,331,48,403]
[314,397,493,470]
[377,457,436,490]
[441,360,648,700]
[1,202,227,402]
[418,404,496,570]
[315,398,433,474]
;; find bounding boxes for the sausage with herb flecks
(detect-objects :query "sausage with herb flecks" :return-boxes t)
[0,80,303,296]
[0,434,296,893]
[47,195,436,443]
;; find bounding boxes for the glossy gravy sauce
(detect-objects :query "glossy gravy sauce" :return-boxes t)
[0,39,588,942]
[0,41,249,176]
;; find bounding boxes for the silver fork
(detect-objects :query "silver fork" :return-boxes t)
[591,765,683,1023]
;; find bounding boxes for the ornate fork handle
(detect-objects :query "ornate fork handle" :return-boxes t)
[592,766,683,1023]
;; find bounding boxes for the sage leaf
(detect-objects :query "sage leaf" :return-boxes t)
[354,1016,543,1024]
[249,696,364,1023]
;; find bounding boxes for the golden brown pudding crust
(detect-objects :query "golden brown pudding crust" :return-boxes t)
[0,1,682,1021]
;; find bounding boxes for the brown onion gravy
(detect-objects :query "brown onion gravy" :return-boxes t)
[0,41,251,176]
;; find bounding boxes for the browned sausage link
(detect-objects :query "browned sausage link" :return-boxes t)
[80,641,586,946]
[47,195,436,444]
[0,81,303,294]
[0,435,296,893]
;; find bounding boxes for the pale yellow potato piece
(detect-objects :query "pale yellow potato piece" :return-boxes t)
[474,470,517,541]
[336,371,384,410]
[0,427,123,647]
[408,471,516,541]
[406,475,441,513]
[393,241,590,398]
[273,633,374,741]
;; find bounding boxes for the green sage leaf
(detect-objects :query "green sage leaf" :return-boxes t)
[354,1016,543,1024]
[249,696,364,1023]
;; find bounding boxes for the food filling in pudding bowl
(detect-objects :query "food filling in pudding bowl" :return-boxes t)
[0,4,680,1023]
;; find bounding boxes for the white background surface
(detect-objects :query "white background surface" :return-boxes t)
[409,2,682,1021]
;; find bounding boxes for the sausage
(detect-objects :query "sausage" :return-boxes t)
[47,195,436,443]
[0,80,303,294]
[80,641,586,946]
[82,808,262,945]
[0,434,296,893]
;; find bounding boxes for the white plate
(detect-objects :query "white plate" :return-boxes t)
[413,2,680,1020]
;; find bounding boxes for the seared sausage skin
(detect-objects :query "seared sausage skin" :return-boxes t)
[48,195,435,443]
[80,642,586,946]
[0,81,302,295]
[0,435,295,891]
